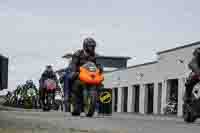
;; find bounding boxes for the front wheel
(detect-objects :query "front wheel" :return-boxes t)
[24,98,32,109]
[43,94,52,111]
[183,104,196,123]
[84,95,96,117]
[183,111,196,123]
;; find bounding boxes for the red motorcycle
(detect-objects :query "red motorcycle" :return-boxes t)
[43,79,57,111]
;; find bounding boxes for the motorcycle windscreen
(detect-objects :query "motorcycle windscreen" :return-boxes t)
[82,62,97,72]
[45,79,57,91]
[79,63,104,85]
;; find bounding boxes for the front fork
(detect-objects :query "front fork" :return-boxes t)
[83,89,98,110]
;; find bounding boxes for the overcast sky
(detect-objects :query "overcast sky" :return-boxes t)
[0,0,200,93]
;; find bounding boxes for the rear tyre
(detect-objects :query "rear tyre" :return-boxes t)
[42,96,51,112]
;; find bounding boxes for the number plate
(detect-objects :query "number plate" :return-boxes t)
[55,95,62,100]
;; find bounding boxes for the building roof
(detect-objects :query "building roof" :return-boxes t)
[127,61,158,69]
[105,41,200,74]
[157,41,200,55]
[104,61,158,73]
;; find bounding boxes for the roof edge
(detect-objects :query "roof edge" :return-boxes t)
[104,61,158,74]
[157,41,200,55]
[127,61,158,69]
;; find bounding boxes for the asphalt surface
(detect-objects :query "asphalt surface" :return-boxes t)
[1,98,200,133]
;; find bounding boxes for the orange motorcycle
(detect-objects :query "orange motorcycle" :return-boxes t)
[70,61,104,117]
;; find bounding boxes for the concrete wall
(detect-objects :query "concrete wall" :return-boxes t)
[103,62,159,88]
[104,43,200,87]
[157,45,198,79]
[104,42,200,117]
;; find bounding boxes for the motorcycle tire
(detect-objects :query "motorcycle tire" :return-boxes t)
[84,95,96,117]
[42,97,50,112]
[183,111,196,123]
[55,101,63,111]
[43,105,50,112]
[24,99,32,109]
[42,100,50,111]
[31,98,35,109]
[183,104,196,123]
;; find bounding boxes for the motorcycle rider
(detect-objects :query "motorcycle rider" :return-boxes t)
[39,65,58,107]
[69,37,103,112]
[24,80,37,91]
[23,80,37,98]
[70,37,97,79]
[184,48,200,103]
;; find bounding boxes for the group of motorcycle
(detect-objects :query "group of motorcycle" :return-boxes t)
[6,61,200,121]
[4,84,39,109]
[43,61,104,117]
[4,61,104,118]
[35,61,104,117]
[4,81,64,111]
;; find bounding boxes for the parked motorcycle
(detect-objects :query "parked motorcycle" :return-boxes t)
[183,73,200,123]
[163,98,177,115]
[43,79,57,111]
[70,61,104,117]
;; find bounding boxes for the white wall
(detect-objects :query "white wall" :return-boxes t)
[104,42,200,116]
[104,43,200,88]
[104,62,160,88]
